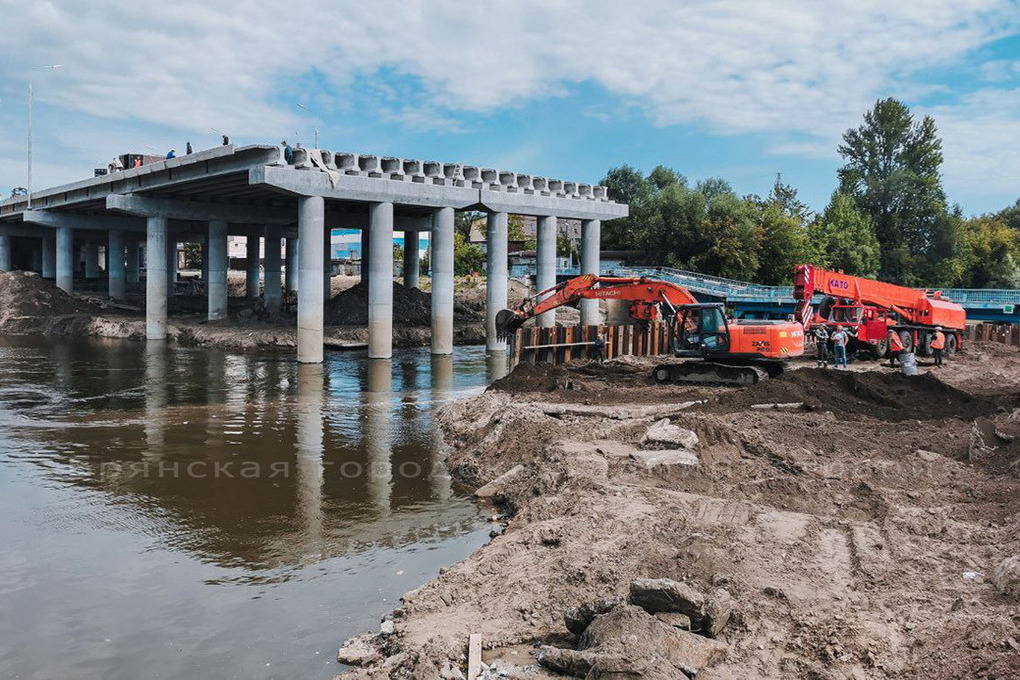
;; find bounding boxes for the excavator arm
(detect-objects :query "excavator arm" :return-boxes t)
[495,274,699,339]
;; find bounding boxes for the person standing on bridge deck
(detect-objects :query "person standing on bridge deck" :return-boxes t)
[931,327,946,367]
[831,325,849,369]
[812,326,829,368]
[282,140,294,164]
[186,141,193,155]
[166,149,176,159]
[888,329,904,368]
[222,134,230,145]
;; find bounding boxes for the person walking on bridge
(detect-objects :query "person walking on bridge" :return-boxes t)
[888,330,904,368]
[931,327,946,367]
[831,325,849,369]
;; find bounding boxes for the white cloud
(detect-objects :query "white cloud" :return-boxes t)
[0,0,1019,205]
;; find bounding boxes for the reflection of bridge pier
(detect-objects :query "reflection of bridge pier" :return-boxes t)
[144,342,168,454]
[295,363,325,549]
[364,359,392,517]
[429,355,454,502]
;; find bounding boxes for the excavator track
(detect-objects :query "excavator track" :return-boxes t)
[652,361,771,387]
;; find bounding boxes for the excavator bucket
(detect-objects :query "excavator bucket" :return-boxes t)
[495,309,523,341]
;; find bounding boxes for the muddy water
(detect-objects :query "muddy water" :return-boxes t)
[0,338,508,680]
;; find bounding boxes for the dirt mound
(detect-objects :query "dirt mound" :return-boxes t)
[712,367,1005,421]
[490,358,658,395]
[325,281,431,326]
[0,271,93,332]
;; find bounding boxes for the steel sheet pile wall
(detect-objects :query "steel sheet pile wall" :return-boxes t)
[511,322,672,367]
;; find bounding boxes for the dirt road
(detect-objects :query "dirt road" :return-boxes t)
[338,345,1020,679]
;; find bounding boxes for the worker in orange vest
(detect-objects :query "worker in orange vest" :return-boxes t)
[931,327,946,367]
[888,330,904,368]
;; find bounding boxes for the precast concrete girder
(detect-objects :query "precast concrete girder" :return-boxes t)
[107,194,295,225]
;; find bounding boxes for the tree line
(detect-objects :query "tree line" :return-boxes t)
[599,98,1020,288]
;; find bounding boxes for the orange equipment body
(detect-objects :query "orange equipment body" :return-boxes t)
[500,274,804,362]
[793,264,965,356]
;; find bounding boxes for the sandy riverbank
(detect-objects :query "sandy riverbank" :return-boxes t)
[0,270,540,351]
[335,343,1020,679]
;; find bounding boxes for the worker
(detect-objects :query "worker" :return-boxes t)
[166,149,176,159]
[186,141,193,155]
[222,134,230,145]
[831,325,849,369]
[931,326,946,367]
[888,330,904,368]
[593,333,606,364]
[108,157,123,173]
[282,140,294,164]
[812,326,829,368]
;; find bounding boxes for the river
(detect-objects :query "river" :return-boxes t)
[0,337,506,680]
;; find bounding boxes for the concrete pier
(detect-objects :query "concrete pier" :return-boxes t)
[264,226,282,313]
[146,216,168,340]
[403,230,419,288]
[368,202,394,359]
[431,207,454,355]
[580,219,601,326]
[285,237,299,293]
[42,236,55,279]
[56,228,73,292]
[297,196,325,363]
[323,227,331,302]
[536,215,557,328]
[85,241,99,279]
[245,235,260,298]
[126,240,140,284]
[0,235,11,271]
[207,220,228,321]
[108,230,126,300]
[485,211,508,352]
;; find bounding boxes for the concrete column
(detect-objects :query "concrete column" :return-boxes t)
[368,202,394,359]
[108,229,126,300]
[485,211,509,352]
[42,236,55,279]
[431,207,455,355]
[580,219,601,326]
[146,216,168,340]
[264,225,282,313]
[126,240,140,284]
[208,220,228,321]
[85,241,99,279]
[245,235,260,298]
[298,196,325,364]
[536,215,557,328]
[56,227,73,292]
[201,238,209,284]
[286,237,299,293]
[0,235,11,272]
[323,227,332,302]
[403,230,420,288]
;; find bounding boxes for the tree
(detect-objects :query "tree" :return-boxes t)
[837,98,947,282]
[507,215,527,242]
[600,165,650,250]
[955,215,1020,288]
[454,231,484,276]
[807,191,881,278]
[997,199,1020,231]
[756,203,808,285]
[688,190,760,279]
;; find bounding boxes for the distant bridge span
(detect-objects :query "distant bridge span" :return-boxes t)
[555,265,1020,324]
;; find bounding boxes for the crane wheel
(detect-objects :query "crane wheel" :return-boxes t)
[946,333,959,355]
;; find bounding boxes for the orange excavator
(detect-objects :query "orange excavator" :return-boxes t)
[496,274,805,386]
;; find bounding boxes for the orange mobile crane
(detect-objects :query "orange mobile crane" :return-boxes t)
[793,264,966,357]
[496,274,804,386]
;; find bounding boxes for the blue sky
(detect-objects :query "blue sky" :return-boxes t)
[2,1,1019,215]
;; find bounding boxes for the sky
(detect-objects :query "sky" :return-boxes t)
[1,0,1019,215]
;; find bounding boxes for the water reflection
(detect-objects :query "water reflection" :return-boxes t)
[0,337,495,680]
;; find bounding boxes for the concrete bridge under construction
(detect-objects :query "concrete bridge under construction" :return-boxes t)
[0,144,627,362]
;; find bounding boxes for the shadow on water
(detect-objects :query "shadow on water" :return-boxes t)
[0,336,509,680]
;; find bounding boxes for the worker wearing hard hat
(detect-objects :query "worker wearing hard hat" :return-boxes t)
[931,327,946,367]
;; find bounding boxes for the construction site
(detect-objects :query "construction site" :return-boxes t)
[324,268,1020,680]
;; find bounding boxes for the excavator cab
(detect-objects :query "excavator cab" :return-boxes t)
[671,305,731,356]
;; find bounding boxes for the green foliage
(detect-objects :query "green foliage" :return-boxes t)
[454,230,484,276]
[837,98,947,282]
[507,215,527,242]
[807,192,881,278]
[954,215,1020,288]
[184,243,202,269]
